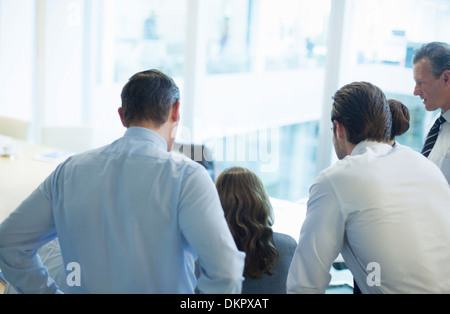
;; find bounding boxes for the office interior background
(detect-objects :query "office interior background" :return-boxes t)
[0,0,449,203]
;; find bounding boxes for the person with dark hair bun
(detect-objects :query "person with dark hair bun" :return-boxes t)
[288,81,450,294]
[388,99,410,146]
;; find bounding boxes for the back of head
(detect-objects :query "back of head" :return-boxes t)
[331,81,392,145]
[413,42,450,79]
[388,99,410,141]
[215,167,278,279]
[121,69,180,128]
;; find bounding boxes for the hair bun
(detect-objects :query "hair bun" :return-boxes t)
[388,99,410,140]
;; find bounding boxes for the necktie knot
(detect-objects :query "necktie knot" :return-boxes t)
[436,115,447,126]
[422,115,446,158]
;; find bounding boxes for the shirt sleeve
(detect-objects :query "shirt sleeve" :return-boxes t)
[177,166,245,294]
[287,172,346,294]
[0,171,60,294]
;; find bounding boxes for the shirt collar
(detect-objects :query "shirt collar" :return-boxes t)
[123,127,168,151]
[351,140,393,157]
[442,110,450,122]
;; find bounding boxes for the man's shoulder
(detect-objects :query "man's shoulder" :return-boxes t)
[169,151,205,173]
[317,156,358,179]
[314,150,383,187]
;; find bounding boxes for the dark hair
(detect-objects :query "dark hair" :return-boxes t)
[388,99,410,141]
[215,167,279,279]
[413,42,450,79]
[331,82,391,145]
[120,69,180,127]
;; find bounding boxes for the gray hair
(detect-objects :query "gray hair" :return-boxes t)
[413,42,450,79]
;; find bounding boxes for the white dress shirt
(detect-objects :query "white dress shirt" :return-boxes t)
[428,110,450,184]
[287,141,450,294]
[0,127,245,294]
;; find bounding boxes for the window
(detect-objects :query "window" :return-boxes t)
[206,0,252,74]
[43,0,86,127]
[1,0,448,201]
[207,121,319,201]
[347,0,450,68]
[202,0,331,201]
[259,0,330,71]
[206,0,331,74]
[0,0,36,123]
[113,0,187,82]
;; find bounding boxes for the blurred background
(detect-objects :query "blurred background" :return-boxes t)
[0,0,449,202]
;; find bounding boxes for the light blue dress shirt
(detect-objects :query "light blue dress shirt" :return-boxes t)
[3,238,70,294]
[0,127,245,294]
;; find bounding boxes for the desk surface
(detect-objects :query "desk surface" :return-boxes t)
[0,136,62,223]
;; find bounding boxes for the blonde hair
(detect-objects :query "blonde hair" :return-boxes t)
[215,167,278,279]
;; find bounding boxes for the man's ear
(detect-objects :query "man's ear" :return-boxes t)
[118,107,127,127]
[443,70,450,86]
[334,120,346,140]
[170,101,181,123]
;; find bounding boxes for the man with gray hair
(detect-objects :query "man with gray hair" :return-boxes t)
[287,82,450,294]
[413,42,450,184]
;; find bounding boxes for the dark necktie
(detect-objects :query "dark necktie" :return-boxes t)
[422,115,447,158]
